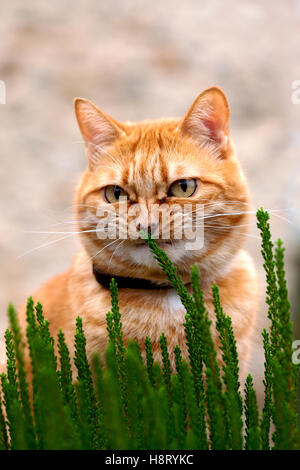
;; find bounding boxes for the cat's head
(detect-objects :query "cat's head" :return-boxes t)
[74,87,250,285]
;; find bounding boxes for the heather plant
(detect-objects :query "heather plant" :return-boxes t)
[0,209,298,450]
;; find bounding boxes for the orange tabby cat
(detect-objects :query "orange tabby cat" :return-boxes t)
[19,87,258,380]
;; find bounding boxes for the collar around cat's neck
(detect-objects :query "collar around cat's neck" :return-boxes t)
[92,264,173,290]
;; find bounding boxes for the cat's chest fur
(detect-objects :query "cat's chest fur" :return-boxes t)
[67,247,256,376]
[69,252,189,359]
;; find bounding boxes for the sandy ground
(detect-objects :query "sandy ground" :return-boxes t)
[0,1,299,387]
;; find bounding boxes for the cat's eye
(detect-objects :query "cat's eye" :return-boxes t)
[168,179,197,198]
[104,185,128,203]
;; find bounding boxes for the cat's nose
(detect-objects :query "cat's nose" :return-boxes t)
[136,222,158,235]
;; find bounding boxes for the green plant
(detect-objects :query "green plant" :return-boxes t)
[0,209,298,450]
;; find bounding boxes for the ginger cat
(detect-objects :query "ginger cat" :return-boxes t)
[19,87,257,380]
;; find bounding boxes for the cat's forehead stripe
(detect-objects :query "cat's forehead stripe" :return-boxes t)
[132,150,157,195]
[121,144,163,190]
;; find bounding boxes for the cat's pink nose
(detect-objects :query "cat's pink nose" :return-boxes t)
[136,222,158,235]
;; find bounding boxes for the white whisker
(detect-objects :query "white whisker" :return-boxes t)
[17,233,76,259]
[86,239,121,264]
[22,229,108,235]
[108,240,126,268]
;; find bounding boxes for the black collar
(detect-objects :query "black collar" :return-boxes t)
[92,264,172,290]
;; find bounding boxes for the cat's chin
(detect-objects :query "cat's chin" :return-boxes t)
[127,239,187,267]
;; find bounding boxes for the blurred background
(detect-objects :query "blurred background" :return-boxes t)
[0,0,299,383]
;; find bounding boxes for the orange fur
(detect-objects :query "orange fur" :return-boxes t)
[19,87,258,380]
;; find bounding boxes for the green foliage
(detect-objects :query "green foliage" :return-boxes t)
[244,375,260,450]
[256,209,299,450]
[0,209,298,450]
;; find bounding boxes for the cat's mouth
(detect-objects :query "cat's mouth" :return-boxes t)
[133,238,173,247]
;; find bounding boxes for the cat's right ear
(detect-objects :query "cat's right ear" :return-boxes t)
[74,98,123,170]
[180,87,230,158]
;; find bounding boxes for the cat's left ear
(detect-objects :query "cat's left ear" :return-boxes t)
[180,87,230,156]
[74,98,124,170]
